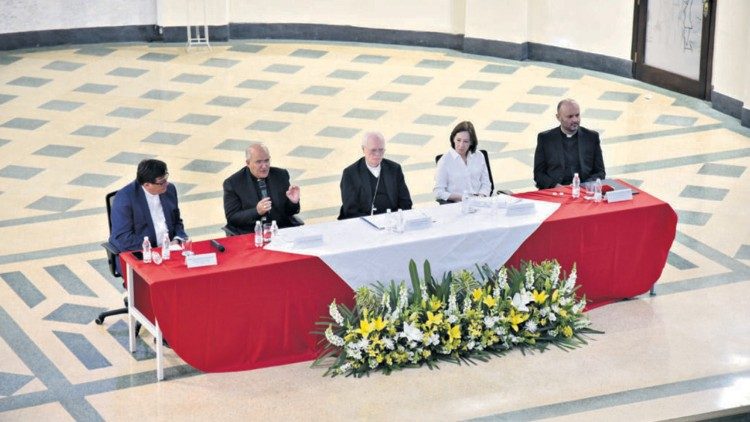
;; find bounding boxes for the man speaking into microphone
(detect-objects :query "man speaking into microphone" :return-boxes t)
[338,131,412,219]
[223,143,301,234]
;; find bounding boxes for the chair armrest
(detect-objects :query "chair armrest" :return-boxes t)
[496,189,513,196]
[221,225,240,237]
[291,215,305,226]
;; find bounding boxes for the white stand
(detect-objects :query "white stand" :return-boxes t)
[127,264,164,381]
[186,0,211,52]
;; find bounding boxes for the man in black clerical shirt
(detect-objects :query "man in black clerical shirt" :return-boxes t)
[338,131,412,219]
[223,143,301,233]
[533,98,605,189]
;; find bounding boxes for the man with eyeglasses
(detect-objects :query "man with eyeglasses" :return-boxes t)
[338,131,412,219]
[110,159,188,267]
[223,143,301,233]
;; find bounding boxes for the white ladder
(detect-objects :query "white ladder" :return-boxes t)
[186,0,211,51]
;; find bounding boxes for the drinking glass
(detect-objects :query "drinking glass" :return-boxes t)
[181,239,193,256]
[263,223,272,243]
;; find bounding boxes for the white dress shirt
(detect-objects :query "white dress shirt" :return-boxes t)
[433,149,491,201]
[142,187,168,246]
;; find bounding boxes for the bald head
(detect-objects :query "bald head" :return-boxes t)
[556,99,581,135]
[245,143,271,178]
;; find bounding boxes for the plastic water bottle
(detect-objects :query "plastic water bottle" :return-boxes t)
[271,220,279,239]
[594,178,603,203]
[572,173,580,199]
[461,191,470,214]
[396,209,404,233]
[254,220,263,247]
[142,236,152,263]
[385,209,393,232]
[161,232,170,260]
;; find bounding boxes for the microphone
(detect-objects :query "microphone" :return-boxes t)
[210,239,226,252]
[258,179,269,199]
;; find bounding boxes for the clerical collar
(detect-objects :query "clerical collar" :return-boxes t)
[366,163,381,178]
[560,127,578,138]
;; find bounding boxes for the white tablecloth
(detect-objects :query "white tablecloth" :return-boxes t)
[264,198,559,289]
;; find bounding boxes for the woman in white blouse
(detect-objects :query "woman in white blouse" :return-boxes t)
[434,121,491,202]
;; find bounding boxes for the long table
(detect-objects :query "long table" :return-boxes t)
[121,183,677,378]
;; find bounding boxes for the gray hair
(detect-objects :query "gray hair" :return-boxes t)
[245,143,269,161]
[361,131,385,148]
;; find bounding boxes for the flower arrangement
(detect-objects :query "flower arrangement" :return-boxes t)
[314,259,600,377]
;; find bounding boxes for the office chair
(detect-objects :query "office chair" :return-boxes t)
[94,191,140,334]
[434,149,511,204]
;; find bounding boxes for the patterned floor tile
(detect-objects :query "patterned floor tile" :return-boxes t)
[1,117,48,130]
[7,76,52,87]
[44,304,106,324]
[287,146,333,159]
[107,106,152,119]
[228,43,265,53]
[33,145,83,158]
[138,52,177,62]
[344,108,386,120]
[414,114,456,126]
[171,182,197,194]
[0,94,16,105]
[679,185,729,201]
[0,271,45,308]
[675,209,712,226]
[107,67,148,78]
[215,139,254,151]
[207,96,249,107]
[392,75,431,85]
[369,91,409,102]
[302,85,343,96]
[486,120,529,133]
[53,331,111,370]
[655,114,697,127]
[171,73,212,84]
[107,320,156,361]
[438,97,479,108]
[316,126,360,139]
[177,113,220,125]
[0,165,44,180]
[69,173,120,188]
[237,79,277,90]
[0,55,22,65]
[480,64,517,74]
[71,125,118,137]
[38,100,84,112]
[275,102,318,114]
[140,89,183,101]
[460,80,499,91]
[290,48,328,58]
[202,58,240,68]
[390,133,433,146]
[583,108,622,121]
[528,85,568,96]
[106,151,154,165]
[26,195,81,212]
[182,159,230,173]
[43,60,84,71]
[547,68,583,79]
[735,245,750,260]
[74,46,114,56]
[667,251,698,270]
[352,54,390,64]
[508,102,549,114]
[0,372,34,397]
[697,163,746,178]
[417,59,453,69]
[74,83,116,94]
[328,69,367,80]
[480,140,508,153]
[599,91,640,102]
[264,64,303,74]
[142,132,190,145]
[246,120,290,132]
[45,264,97,297]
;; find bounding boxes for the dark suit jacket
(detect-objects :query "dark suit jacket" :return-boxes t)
[338,157,412,219]
[109,180,187,254]
[223,167,300,233]
[533,126,606,189]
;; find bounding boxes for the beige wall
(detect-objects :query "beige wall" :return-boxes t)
[712,0,750,106]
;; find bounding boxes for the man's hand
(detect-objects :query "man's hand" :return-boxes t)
[286,185,300,203]
[256,197,272,215]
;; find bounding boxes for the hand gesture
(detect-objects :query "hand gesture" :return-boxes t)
[286,185,300,203]
[256,197,272,215]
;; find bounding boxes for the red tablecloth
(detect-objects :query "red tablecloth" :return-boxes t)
[509,183,678,308]
[121,182,677,372]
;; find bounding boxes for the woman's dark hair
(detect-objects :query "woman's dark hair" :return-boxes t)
[449,121,478,154]
[136,159,168,185]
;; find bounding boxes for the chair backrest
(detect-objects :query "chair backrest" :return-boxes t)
[103,190,120,278]
[434,150,495,194]
[105,190,117,233]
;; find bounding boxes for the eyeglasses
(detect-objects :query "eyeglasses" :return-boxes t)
[151,173,169,186]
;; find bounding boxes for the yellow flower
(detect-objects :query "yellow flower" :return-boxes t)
[373,316,386,331]
[551,289,559,303]
[559,309,568,317]
[472,288,483,302]
[357,318,373,337]
[429,297,443,311]
[562,326,573,338]
[422,349,431,358]
[448,324,462,343]
[508,308,529,332]
[425,311,443,328]
[532,290,548,304]
[482,295,496,308]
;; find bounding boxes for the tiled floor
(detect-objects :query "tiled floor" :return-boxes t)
[0,40,749,420]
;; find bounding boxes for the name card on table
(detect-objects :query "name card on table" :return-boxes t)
[606,189,633,203]
[506,201,536,216]
[186,253,218,268]
[291,232,324,248]
[404,214,432,231]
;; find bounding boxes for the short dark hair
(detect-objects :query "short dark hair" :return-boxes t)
[449,121,478,154]
[136,159,168,185]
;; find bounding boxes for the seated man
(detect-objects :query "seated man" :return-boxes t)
[533,98,605,189]
[339,131,412,219]
[223,143,301,233]
[110,159,188,272]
